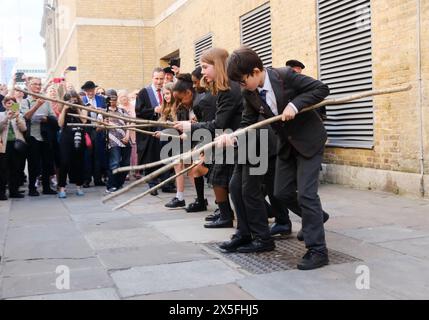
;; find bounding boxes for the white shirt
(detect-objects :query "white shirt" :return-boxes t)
[258,71,278,115]
[258,71,298,115]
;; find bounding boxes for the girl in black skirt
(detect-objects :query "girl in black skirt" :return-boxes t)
[175,48,244,228]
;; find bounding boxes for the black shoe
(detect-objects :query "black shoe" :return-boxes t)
[0,194,8,201]
[270,222,292,237]
[150,189,159,196]
[43,189,57,195]
[18,190,25,194]
[29,189,40,197]
[165,197,186,208]
[219,234,252,253]
[236,237,276,253]
[162,187,177,194]
[83,182,91,189]
[205,209,220,221]
[186,199,207,213]
[297,211,330,242]
[9,193,25,199]
[297,249,329,271]
[204,218,234,229]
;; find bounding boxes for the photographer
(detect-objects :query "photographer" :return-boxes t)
[57,91,88,199]
[0,96,27,200]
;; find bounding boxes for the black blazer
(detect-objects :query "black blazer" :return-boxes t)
[193,91,217,122]
[192,81,243,134]
[241,67,329,159]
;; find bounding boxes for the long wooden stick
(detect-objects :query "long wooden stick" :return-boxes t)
[113,161,202,210]
[67,114,180,139]
[103,84,412,203]
[102,158,182,203]
[123,84,414,170]
[15,88,174,127]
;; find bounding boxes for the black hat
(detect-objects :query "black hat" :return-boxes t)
[163,67,175,75]
[285,60,306,69]
[81,81,97,90]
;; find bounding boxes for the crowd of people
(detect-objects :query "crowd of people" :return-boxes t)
[0,47,331,270]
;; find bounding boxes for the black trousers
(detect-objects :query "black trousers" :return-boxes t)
[83,129,108,184]
[229,164,271,239]
[27,136,54,191]
[263,157,291,224]
[274,149,327,252]
[0,141,23,195]
[58,132,85,188]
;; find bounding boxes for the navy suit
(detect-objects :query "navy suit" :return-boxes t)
[82,94,108,185]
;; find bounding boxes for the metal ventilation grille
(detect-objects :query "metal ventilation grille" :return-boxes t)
[318,0,374,149]
[240,3,272,67]
[194,34,213,68]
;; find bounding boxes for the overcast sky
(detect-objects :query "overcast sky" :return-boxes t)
[0,0,45,66]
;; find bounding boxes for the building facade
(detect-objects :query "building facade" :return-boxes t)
[41,0,429,198]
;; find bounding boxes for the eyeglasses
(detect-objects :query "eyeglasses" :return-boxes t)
[31,83,42,86]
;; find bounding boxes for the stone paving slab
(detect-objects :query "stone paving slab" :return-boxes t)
[10,288,120,300]
[334,225,429,244]
[1,267,113,299]
[111,259,245,298]
[84,227,173,251]
[128,284,255,300]
[2,257,102,277]
[97,243,210,270]
[376,237,429,260]
[3,236,95,261]
[148,218,235,243]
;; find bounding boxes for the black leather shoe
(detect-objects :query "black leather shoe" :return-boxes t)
[205,209,220,221]
[219,234,252,253]
[150,189,159,196]
[43,189,57,195]
[29,189,40,197]
[204,218,233,229]
[9,193,25,199]
[186,199,208,213]
[236,238,275,253]
[165,197,186,208]
[297,249,329,271]
[270,222,292,237]
[297,211,330,242]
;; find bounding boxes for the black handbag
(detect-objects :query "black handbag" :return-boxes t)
[14,139,28,154]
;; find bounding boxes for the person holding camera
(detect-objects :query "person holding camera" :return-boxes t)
[0,96,27,200]
[57,91,88,199]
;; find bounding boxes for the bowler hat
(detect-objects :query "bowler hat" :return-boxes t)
[81,81,97,90]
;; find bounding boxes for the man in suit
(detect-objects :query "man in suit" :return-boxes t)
[221,47,330,270]
[136,67,176,195]
[81,81,107,187]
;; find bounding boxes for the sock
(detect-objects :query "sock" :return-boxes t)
[176,192,184,201]
[194,177,205,202]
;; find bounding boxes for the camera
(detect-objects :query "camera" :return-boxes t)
[73,128,83,149]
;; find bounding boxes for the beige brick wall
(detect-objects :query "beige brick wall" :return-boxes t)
[42,0,429,195]
[76,25,145,91]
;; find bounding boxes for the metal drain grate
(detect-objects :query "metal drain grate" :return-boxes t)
[204,238,361,274]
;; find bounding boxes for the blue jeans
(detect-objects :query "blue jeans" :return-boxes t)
[107,145,131,189]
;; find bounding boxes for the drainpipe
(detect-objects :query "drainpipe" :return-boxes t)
[416,0,425,197]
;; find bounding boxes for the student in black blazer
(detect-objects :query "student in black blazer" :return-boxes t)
[175,48,243,229]
[222,47,330,270]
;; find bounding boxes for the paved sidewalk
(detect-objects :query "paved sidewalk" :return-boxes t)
[0,181,428,300]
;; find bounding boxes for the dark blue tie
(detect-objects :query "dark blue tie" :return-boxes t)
[258,89,268,104]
